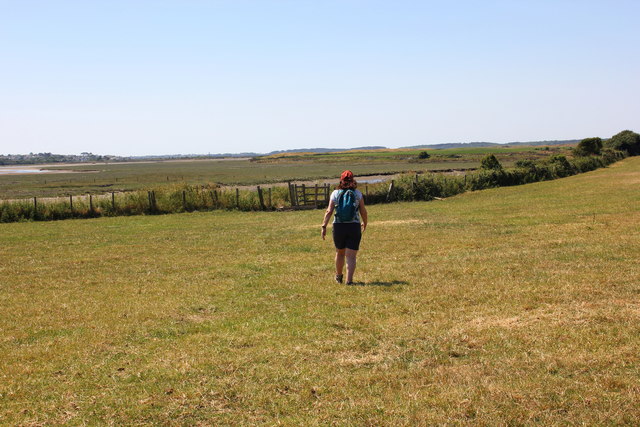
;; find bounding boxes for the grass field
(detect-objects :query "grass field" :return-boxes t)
[1,157,638,424]
[0,145,570,199]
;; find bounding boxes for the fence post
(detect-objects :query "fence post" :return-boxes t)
[182,190,187,210]
[314,184,318,207]
[365,184,368,197]
[386,180,395,202]
[236,188,240,209]
[33,197,37,211]
[69,195,73,212]
[288,182,296,207]
[257,186,266,210]
[268,187,272,208]
[301,184,307,205]
[89,194,93,212]
[112,192,115,209]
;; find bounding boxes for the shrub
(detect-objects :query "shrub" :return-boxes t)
[606,130,640,156]
[467,169,507,190]
[0,202,19,223]
[571,156,604,173]
[437,174,465,197]
[547,155,574,177]
[600,148,626,165]
[418,151,430,159]
[480,154,503,170]
[574,137,603,156]
[413,175,440,200]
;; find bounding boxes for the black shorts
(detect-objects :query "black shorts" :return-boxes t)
[332,223,362,251]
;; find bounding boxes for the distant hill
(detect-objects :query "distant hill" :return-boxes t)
[235,140,580,157]
[504,139,580,147]
[265,146,387,156]
[402,140,580,150]
[132,147,389,159]
[250,140,580,157]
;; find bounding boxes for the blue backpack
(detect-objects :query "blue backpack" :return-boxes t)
[335,189,358,222]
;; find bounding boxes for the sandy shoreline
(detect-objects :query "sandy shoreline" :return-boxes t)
[0,168,98,175]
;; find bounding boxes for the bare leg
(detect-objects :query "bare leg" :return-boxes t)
[345,249,358,283]
[335,248,346,276]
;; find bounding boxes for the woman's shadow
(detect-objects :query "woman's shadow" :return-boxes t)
[350,280,409,287]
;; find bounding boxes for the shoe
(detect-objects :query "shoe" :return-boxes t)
[335,274,343,284]
[346,281,354,286]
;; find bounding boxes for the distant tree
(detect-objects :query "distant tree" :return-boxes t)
[606,130,640,156]
[418,151,430,159]
[480,154,503,170]
[573,137,602,156]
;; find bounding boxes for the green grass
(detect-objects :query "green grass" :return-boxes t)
[1,157,638,424]
[257,145,565,163]
[0,145,572,199]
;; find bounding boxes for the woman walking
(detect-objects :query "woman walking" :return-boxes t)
[321,170,368,285]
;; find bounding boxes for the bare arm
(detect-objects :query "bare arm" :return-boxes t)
[321,200,335,240]
[359,197,368,232]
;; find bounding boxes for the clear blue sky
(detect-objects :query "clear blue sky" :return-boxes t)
[1,0,639,156]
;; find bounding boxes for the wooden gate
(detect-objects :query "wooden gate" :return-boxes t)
[288,183,331,209]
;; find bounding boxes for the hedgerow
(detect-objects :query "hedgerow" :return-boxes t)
[370,149,626,205]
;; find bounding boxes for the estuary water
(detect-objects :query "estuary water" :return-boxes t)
[0,168,47,175]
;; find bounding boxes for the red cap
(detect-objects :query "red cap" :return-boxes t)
[340,170,354,181]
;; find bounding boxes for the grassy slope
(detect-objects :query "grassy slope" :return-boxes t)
[0,158,638,425]
[258,146,537,160]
